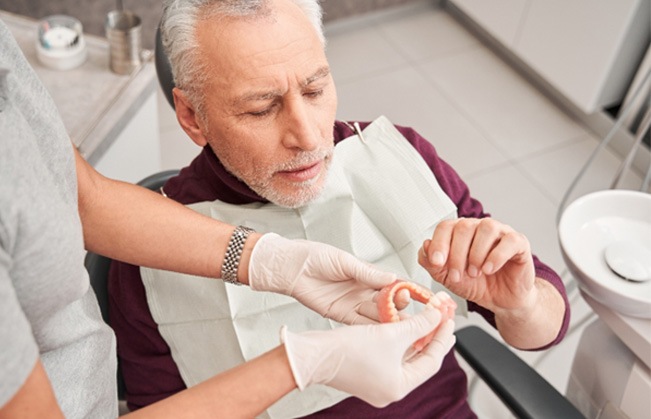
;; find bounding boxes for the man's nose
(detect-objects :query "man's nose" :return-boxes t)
[282,98,320,151]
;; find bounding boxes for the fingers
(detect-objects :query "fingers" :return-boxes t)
[400,319,455,392]
[343,252,397,288]
[425,319,456,356]
[422,218,530,279]
[418,240,447,283]
[359,286,428,324]
[406,319,456,370]
[434,291,458,321]
[480,230,531,274]
[446,219,478,283]
[356,300,382,324]
[394,288,411,310]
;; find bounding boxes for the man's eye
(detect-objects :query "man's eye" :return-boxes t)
[247,103,277,117]
[304,89,324,99]
[249,108,272,117]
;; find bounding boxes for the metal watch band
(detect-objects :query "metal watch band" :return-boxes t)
[221,225,255,285]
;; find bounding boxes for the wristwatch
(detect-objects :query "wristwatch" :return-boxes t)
[221,225,256,285]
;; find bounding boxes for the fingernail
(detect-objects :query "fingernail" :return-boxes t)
[467,265,478,277]
[447,269,460,283]
[483,262,494,275]
[430,251,445,265]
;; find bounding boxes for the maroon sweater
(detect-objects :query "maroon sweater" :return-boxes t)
[109,121,570,417]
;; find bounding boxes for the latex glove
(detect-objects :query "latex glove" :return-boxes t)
[281,309,456,408]
[249,233,398,325]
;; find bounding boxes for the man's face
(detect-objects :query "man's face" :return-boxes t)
[188,0,337,208]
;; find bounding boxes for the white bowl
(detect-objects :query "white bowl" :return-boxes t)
[558,190,651,318]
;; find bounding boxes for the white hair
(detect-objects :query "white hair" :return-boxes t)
[160,0,325,112]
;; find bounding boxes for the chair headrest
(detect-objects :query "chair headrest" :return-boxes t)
[155,24,176,110]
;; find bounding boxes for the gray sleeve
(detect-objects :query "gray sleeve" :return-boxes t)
[0,226,39,407]
[0,18,43,407]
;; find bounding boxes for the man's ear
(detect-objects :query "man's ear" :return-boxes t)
[173,87,209,147]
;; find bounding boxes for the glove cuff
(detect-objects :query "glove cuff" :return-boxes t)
[280,326,308,390]
[280,325,344,390]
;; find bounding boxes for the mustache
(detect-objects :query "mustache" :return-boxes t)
[276,146,333,172]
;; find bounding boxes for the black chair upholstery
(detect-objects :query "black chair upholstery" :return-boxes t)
[135,169,180,192]
[85,169,180,401]
[455,326,585,418]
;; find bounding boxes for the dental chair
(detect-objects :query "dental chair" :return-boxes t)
[150,25,585,418]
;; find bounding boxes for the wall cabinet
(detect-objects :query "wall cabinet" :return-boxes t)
[450,0,650,114]
[451,0,527,46]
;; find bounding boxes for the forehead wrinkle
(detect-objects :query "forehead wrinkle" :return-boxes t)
[231,64,330,108]
[233,89,282,107]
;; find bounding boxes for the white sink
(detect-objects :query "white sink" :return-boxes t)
[558,190,651,319]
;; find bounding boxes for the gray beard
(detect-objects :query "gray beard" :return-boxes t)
[221,149,334,209]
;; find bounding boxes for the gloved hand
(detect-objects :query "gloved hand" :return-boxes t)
[281,309,456,408]
[248,233,398,325]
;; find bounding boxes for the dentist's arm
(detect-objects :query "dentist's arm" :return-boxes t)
[124,345,296,419]
[76,146,236,279]
[75,147,396,324]
[1,309,454,418]
[128,309,455,418]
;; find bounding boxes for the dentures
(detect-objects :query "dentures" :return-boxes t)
[378,280,456,351]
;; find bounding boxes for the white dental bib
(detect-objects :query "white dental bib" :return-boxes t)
[141,116,465,418]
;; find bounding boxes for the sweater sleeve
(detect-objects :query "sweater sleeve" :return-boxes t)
[0,227,39,407]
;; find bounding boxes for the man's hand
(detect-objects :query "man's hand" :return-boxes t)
[418,218,566,349]
[418,218,537,315]
[248,233,401,325]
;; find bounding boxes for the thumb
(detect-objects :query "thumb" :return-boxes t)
[423,319,456,357]
[402,319,456,379]
[398,308,443,342]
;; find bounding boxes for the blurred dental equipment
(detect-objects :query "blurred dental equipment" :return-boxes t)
[36,15,87,70]
[557,64,651,419]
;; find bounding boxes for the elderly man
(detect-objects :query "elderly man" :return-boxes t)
[110,0,570,417]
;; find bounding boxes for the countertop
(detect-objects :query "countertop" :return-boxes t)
[1,10,157,164]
